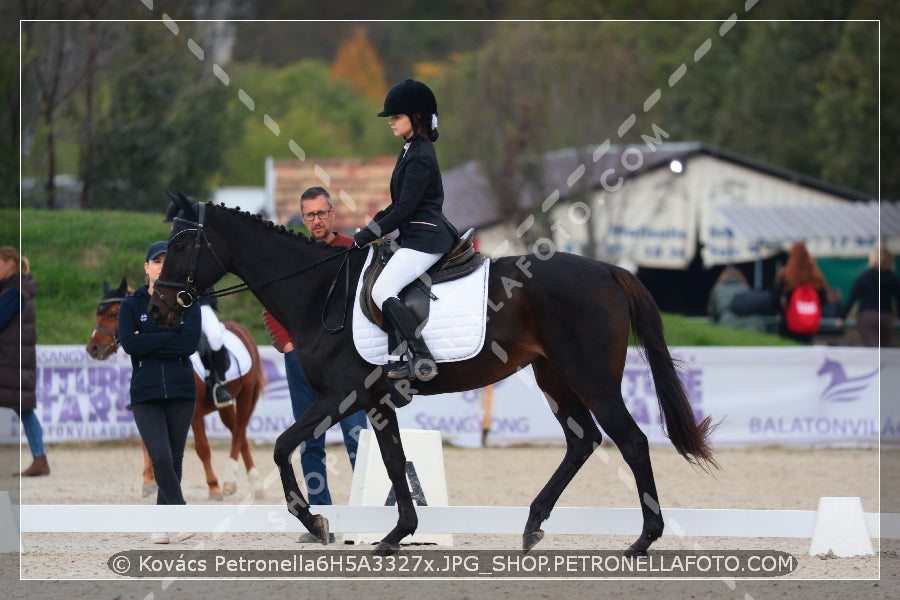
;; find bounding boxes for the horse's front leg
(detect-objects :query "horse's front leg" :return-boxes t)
[272,409,335,544]
[370,400,418,555]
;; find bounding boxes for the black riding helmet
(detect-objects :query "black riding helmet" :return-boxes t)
[377,79,437,117]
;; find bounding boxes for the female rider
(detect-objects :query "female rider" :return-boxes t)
[353,79,458,381]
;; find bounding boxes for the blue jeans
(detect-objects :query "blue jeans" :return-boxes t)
[284,350,367,505]
[20,409,45,457]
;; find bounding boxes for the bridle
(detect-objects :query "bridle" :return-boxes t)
[153,203,228,320]
[91,296,127,351]
[153,201,355,332]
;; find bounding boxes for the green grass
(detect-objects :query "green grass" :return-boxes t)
[5,208,796,346]
[5,208,269,345]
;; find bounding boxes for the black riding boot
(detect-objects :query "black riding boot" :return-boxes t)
[381,297,437,381]
[210,347,235,407]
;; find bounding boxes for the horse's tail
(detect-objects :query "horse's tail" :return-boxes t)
[611,267,719,471]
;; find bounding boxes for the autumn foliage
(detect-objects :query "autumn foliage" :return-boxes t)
[330,27,388,102]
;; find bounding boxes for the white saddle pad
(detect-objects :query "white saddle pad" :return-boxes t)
[352,247,490,365]
[189,328,253,382]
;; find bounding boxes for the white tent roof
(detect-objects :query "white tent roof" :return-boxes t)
[714,201,900,255]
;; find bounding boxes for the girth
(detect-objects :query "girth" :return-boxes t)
[360,228,485,331]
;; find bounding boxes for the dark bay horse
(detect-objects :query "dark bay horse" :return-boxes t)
[86,277,268,500]
[150,195,717,555]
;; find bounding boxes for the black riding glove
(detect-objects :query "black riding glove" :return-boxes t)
[353,227,378,248]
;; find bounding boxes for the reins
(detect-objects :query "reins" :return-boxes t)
[201,247,354,333]
[155,202,356,333]
[196,246,353,303]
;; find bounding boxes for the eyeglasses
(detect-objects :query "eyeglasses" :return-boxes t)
[302,210,332,222]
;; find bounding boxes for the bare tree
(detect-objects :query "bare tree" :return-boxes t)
[22,8,86,209]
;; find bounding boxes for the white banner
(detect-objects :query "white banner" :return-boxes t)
[2,345,890,449]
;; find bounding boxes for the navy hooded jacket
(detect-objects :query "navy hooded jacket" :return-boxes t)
[118,285,201,405]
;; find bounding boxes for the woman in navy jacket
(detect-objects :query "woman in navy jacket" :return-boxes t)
[353,79,458,381]
[119,241,201,543]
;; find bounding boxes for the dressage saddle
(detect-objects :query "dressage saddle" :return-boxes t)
[359,227,485,332]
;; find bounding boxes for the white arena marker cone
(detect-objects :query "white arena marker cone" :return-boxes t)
[808,496,874,557]
[0,491,20,552]
[345,429,452,546]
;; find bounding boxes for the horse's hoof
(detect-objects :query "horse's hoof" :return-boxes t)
[373,542,401,556]
[253,488,265,500]
[625,544,648,557]
[223,482,237,495]
[309,514,330,544]
[522,529,544,553]
[142,484,157,498]
[209,492,224,501]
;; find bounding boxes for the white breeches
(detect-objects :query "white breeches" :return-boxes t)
[371,248,443,309]
[200,304,226,351]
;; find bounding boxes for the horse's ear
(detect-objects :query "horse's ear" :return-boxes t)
[103,281,111,294]
[118,276,128,293]
[164,190,197,222]
[177,191,197,220]
[164,190,180,222]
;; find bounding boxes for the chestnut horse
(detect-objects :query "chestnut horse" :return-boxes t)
[150,195,717,555]
[86,277,267,500]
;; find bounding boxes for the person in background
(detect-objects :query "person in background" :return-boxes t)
[707,266,765,334]
[837,245,900,347]
[772,241,829,344]
[264,186,367,543]
[119,241,201,544]
[822,286,843,319]
[0,246,49,476]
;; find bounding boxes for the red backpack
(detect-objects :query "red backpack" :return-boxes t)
[785,283,822,335]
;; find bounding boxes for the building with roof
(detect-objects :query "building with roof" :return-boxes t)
[442,141,892,315]
[263,156,395,233]
[443,141,890,265]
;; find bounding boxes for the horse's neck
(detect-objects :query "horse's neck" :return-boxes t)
[217,212,354,333]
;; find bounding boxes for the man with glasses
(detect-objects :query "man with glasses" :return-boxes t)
[263,186,368,543]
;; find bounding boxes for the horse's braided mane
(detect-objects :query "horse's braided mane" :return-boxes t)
[210,202,336,251]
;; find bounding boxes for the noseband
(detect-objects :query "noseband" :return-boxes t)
[153,203,227,320]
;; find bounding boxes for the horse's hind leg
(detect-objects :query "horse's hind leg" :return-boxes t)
[233,386,263,499]
[585,390,663,556]
[369,403,418,555]
[524,358,603,552]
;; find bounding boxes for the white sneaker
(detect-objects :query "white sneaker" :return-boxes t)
[176,532,196,542]
[150,532,170,544]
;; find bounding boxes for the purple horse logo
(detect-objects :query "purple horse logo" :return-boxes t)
[817,358,878,403]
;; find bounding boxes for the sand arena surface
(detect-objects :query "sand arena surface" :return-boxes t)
[1,441,897,599]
